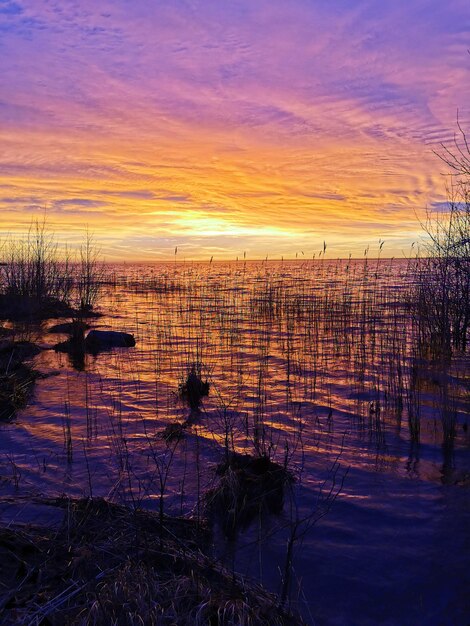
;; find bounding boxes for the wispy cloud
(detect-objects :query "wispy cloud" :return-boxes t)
[0,0,469,258]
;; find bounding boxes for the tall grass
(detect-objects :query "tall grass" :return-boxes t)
[75,230,105,313]
[414,120,470,356]
[0,220,72,305]
[0,220,104,318]
[414,198,470,356]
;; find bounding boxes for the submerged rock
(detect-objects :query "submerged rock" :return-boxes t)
[54,328,135,369]
[160,421,188,442]
[53,323,87,370]
[85,330,136,351]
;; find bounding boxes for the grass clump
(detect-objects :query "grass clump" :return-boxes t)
[160,420,188,442]
[179,365,210,412]
[0,221,73,320]
[206,453,294,538]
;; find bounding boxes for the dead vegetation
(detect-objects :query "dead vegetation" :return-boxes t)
[206,453,294,538]
[0,497,304,625]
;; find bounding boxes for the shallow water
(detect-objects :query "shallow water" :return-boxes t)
[1,260,469,625]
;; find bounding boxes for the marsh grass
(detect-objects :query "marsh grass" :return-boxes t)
[140,251,467,478]
[414,202,470,356]
[415,120,470,356]
[0,221,105,321]
[0,220,73,319]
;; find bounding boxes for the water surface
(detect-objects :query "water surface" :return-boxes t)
[1,260,469,625]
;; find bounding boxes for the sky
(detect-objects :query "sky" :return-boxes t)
[1,0,469,260]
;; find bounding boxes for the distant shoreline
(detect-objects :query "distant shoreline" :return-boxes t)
[103,256,413,264]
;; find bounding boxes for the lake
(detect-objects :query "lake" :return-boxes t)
[1,259,469,625]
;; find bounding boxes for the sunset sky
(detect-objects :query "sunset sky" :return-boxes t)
[1,0,469,259]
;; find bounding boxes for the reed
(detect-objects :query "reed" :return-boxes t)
[0,220,104,321]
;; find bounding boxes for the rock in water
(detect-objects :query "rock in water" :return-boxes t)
[85,330,136,351]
